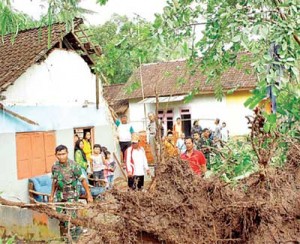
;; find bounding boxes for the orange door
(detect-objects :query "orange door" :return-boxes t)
[16,131,54,179]
[44,132,56,173]
[16,133,32,179]
[31,132,46,176]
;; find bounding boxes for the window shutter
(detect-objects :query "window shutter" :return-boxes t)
[16,133,32,179]
[44,132,56,173]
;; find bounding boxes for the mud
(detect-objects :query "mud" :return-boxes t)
[1,146,299,243]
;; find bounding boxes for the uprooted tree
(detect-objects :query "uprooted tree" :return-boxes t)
[1,0,300,242]
[1,111,299,243]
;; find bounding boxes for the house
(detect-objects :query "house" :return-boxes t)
[113,57,257,137]
[0,20,119,203]
[103,83,129,116]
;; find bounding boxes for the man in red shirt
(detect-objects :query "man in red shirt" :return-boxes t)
[181,137,207,176]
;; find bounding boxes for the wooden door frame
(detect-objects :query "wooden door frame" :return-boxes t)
[73,126,95,146]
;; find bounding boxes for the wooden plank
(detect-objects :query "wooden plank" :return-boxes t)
[30,132,46,176]
[113,152,127,180]
[71,32,95,65]
[1,105,39,125]
[44,132,56,173]
[96,74,100,109]
[16,133,32,179]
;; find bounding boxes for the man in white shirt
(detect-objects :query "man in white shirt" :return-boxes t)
[125,134,150,190]
[115,114,134,163]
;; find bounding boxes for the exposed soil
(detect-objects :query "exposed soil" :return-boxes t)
[75,142,300,243]
[1,144,299,244]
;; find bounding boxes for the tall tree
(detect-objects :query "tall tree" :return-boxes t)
[152,0,300,129]
[89,14,185,84]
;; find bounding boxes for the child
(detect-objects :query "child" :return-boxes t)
[105,151,116,190]
[90,144,106,186]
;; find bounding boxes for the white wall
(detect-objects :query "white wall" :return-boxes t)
[0,49,120,202]
[128,95,226,133]
[227,109,251,136]
[3,49,96,106]
[127,94,251,136]
[225,95,253,136]
[55,129,75,158]
[190,95,227,129]
[0,133,29,202]
[129,99,154,132]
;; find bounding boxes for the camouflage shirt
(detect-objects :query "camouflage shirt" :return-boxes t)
[52,159,83,202]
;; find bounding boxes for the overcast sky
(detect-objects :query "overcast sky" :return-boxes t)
[11,0,167,25]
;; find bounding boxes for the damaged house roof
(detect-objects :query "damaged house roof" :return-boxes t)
[117,56,257,100]
[103,83,129,114]
[0,19,101,94]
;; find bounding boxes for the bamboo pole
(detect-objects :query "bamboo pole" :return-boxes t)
[96,73,100,109]
[113,152,127,180]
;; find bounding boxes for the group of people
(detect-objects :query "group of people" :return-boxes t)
[163,117,229,170]
[74,131,116,189]
[48,113,230,240]
[49,133,117,239]
[114,114,150,190]
[113,113,231,186]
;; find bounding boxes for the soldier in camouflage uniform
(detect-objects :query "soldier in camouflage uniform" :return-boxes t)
[49,145,93,239]
[200,128,213,170]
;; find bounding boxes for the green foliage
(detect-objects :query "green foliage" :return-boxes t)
[43,0,95,30]
[0,1,37,37]
[0,236,15,244]
[88,14,185,84]
[97,0,109,5]
[1,0,94,37]
[211,139,259,182]
[211,136,288,182]
[88,14,158,84]
[156,0,300,109]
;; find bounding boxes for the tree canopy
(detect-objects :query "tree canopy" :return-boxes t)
[89,14,187,84]
[1,0,299,128]
[88,14,160,84]
[153,0,300,130]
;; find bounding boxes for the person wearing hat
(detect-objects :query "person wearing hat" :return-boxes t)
[125,133,150,190]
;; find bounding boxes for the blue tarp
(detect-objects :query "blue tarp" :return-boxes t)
[0,105,109,133]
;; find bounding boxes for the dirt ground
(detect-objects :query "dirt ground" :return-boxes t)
[71,142,300,244]
[1,144,299,244]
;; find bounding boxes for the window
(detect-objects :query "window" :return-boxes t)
[158,109,174,135]
[16,131,56,179]
[180,108,191,136]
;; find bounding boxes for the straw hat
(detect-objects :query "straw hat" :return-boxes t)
[131,133,139,143]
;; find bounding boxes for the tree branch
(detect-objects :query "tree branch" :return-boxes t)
[273,0,300,46]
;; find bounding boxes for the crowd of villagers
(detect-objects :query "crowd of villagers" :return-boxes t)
[48,112,229,239]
